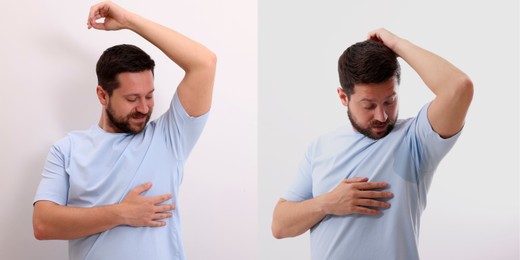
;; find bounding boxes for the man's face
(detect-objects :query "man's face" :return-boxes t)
[338,77,399,140]
[103,70,155,134]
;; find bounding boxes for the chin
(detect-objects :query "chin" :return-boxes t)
[132,127,146,134]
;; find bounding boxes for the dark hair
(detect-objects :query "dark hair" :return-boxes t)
[96,44,155,96]
[338,40,400,98]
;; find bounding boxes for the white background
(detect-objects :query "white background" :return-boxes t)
[0,0,256,259]
[0,1,519,260]
[259,1,519,260]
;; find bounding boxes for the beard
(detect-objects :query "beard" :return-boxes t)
[106,102,152,134]
[347,109,396,140]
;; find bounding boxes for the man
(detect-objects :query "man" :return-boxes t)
[32,1,216,259]
[272,28,473,260]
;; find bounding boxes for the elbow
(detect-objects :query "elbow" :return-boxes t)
[203,51,217,72]
[455,74,474,103]
[33,202,54,240]
[271,200,295,239]
[33,218,49,240]
[271,224,285,239]
[208,52,217,75]
[186,50,217,75]
[34,229,47,241]
[195,51,217,78]
[208,51,217,67]
[271,218,293,239]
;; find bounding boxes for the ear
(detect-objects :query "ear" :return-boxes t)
[337,87,349,107]
[96,86,108,107]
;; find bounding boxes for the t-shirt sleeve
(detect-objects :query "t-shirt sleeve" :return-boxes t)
[282,143,314,202]
[156,92,209,160]
[407,102,463,206]
[33,140,70,206]
[413,102,462,173]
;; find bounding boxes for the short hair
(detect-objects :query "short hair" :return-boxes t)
[96,44,155,96]
[338,40,400,98]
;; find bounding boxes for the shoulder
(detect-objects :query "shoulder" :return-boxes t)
[391,103,431,135]
[51,126,99,152]
[306,125,355,155]
[312,125,348,144]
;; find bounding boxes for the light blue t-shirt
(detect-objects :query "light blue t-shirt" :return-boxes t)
[34,92,208,260]
[283,103,461,260]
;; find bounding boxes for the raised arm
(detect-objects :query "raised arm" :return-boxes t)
[88,1,216,117]
[272,177,392,239]
[368,28,473,138]
[33,183,174,240]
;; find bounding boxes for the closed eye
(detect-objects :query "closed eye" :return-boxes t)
[363,104,376,110]
[384,100,395,106]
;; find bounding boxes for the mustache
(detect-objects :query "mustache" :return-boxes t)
[130,112,149,118]
[370,121,387,127]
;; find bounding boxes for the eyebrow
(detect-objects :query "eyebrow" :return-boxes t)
[123,89,155,98]
[359,92,396,103]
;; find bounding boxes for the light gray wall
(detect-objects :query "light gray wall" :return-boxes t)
[259,1,519,260]
[1,1,518,260]
[0,0,257,259]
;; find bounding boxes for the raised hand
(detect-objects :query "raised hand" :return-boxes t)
[87,1,131,31]
[367,28,401,50]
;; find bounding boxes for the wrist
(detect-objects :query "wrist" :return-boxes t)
[392,38,410,57]
[108,203,127,226]
[314,194,331,216]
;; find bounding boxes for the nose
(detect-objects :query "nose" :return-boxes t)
[374,106,388,122]
[135,98,150,114]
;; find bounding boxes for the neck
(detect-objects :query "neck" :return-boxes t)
[98,112,119,133]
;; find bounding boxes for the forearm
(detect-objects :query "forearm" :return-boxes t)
[126,12,216,73]
[271,198,328,239]
[126,11,216,116]
[33,201,125,240]
[393,38,472,97]
[272,178,393,239]
[393,37,473,136]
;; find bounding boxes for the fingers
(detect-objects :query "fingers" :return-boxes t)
[353,188,392,215]
[344,177,369,183]
[144,204,174,227]
[148,221,167,227]
[131,182,153,195]
[366,28,400,50]
[154,203,175,214]
[367,28,383,40]
[341,178,392,193]
[153,212,173,221]
[87,1,115,30]
[151,193,173,205]
[358,190,393,199]
[347,197,390,216]
[347,178,393,214]
[352,206,383,215]
[86,1,127,31]
[87,2,105,29]
[353,181,389,191]
[147,213,175,227]
[357,198,390,209]
[367,28,391,40]
[353,181,393,202]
